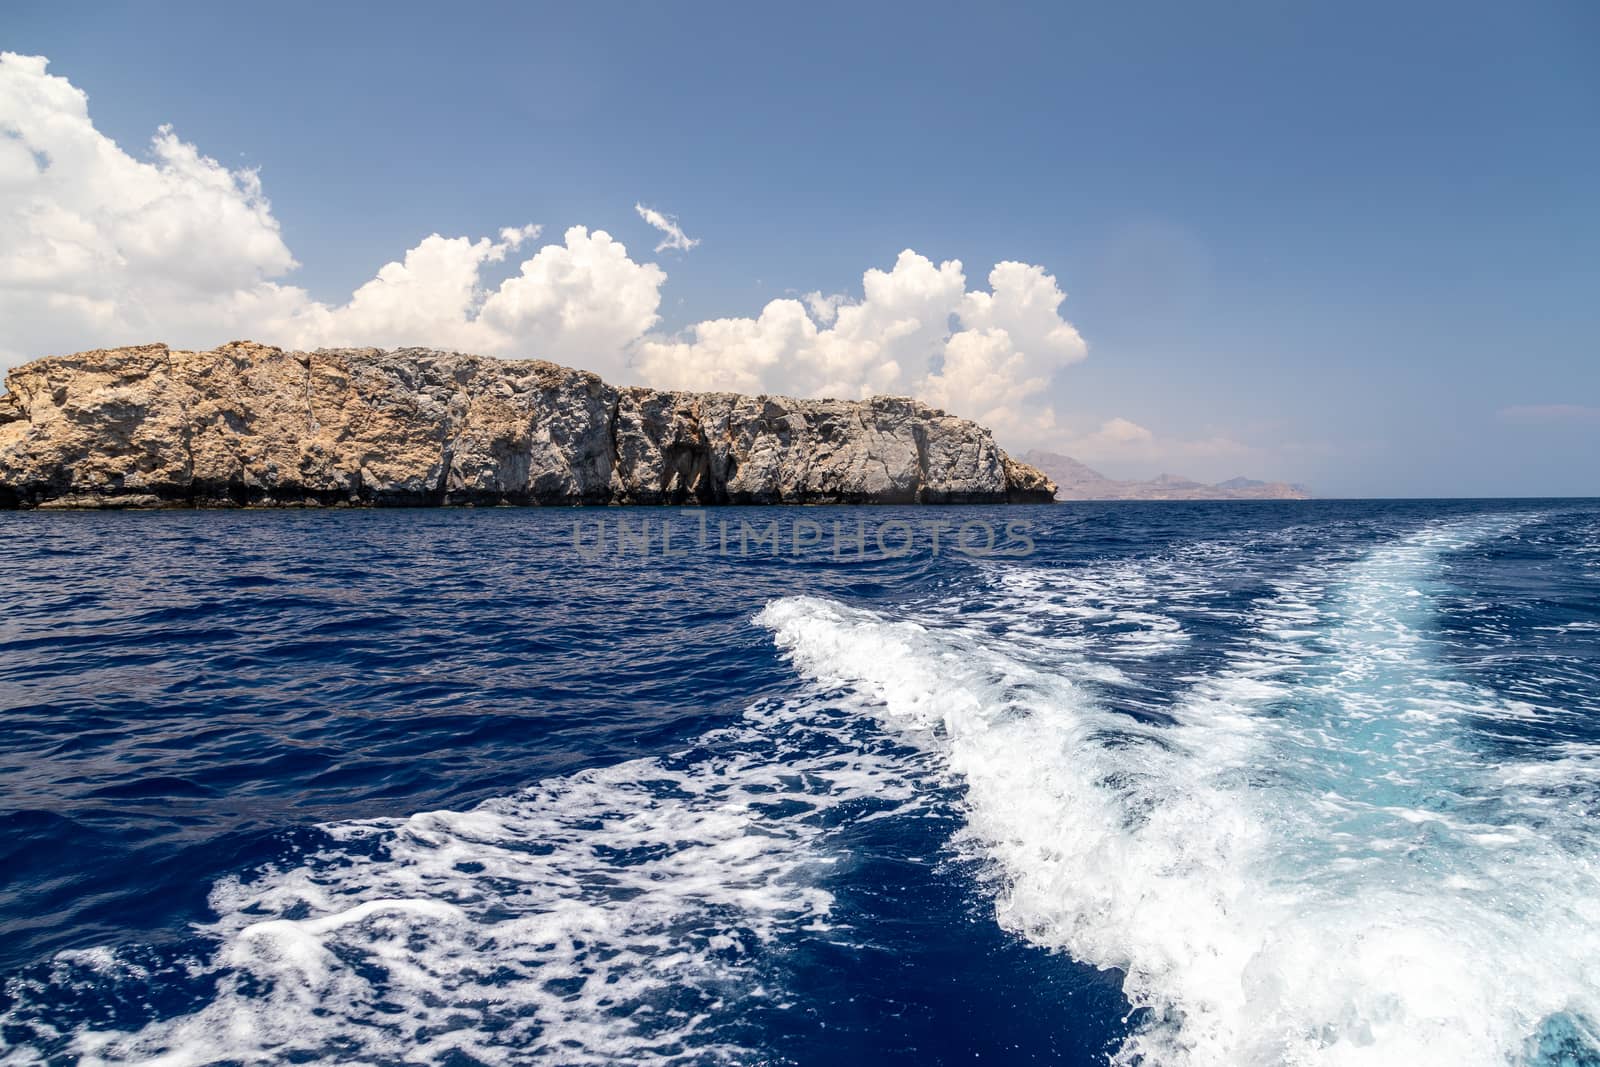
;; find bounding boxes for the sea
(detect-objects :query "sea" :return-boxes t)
[0,500,1597,1066]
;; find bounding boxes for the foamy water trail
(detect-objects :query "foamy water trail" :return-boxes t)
[6,515,1596,1066]
[0,705,939,1066]
[759,516,1600,1066]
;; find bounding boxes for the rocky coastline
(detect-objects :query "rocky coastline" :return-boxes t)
[0,342,1056,509]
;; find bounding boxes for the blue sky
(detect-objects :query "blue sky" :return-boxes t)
[4,0,1597,496]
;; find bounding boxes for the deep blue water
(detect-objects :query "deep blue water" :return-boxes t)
[1,501,1598,1066]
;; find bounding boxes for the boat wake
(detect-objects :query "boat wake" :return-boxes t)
[1,701,945,1065]
[762,516,1600,1066]
[4,515,1597,1066]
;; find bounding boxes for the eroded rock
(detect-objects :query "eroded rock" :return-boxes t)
[0,342,1056,508]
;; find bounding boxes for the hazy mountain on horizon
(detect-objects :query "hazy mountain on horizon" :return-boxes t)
[1023,450,1311,501]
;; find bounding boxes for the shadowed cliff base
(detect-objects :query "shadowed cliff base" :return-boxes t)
[0,342,1055,508]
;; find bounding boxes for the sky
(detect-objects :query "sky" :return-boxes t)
[2,0,1596,497]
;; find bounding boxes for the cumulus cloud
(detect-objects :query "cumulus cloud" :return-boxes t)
[0,53,665,382]
[269,224,666,377]
[281,226,543,354]
[0,52,296,362]
[802,290,847,325]
[1,53,1089,445]
[634,202,699,253]
[636,250,1086,443]
[918,261,1089,442]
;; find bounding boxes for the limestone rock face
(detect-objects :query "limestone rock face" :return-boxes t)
[0,343,1056,508]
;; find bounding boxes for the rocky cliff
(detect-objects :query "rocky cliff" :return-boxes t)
[0,343,1056,508]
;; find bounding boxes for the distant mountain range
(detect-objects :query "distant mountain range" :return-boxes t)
[1022,450,1311,501]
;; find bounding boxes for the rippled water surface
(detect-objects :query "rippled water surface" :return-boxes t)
[1,501,1598,1065]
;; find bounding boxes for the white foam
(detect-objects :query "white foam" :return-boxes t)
[20,703,937,1067]
[959,541,1253,659]
[1497,742,1600,788]
[759,516,1600,1067]
[8,514,1597,1067]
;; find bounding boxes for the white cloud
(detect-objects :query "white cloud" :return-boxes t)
[802,290,847,325]
[269,221,668,379]
[0,52,296,361]
[919,261,1088,442]
[634,202,699,253]
[280,227,543,354]
[1,53,1090,446]
[474,226,666,374]
[636,250,1086,443]
[0,53,666,382]
[249,222,668,383]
